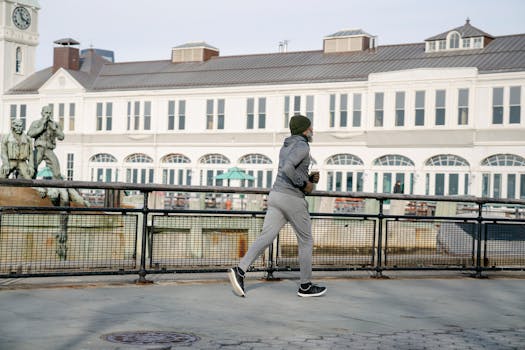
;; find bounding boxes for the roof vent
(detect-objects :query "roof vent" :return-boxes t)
[171,41,219,63]
[323,29,376,53]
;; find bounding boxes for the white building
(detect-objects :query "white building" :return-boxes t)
[1,0,524,199]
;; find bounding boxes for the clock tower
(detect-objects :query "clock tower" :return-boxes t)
[0,0,40,94]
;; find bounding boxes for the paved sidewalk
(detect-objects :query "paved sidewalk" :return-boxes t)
[0,272,524,349]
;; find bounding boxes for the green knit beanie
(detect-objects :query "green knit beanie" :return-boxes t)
[289,115,311,135]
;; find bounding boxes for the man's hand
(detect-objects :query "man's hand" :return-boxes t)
[309,171,320,184]
[303,181,314,194]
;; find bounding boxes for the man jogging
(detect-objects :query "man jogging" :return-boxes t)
[228,114,326,298]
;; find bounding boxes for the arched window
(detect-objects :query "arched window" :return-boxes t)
[239,154,273,188]
[15,47,22,73]
[199,154,230,186]
[481,154,525,166]
[426,154,469,166]
[161,153,190,164]
[200,154,230,164]
[161,154,191,185]
[239,154,272,164]
[125,153,154,184]
[326,154,364,165]
[480,154,525,199]
[325,154,365,192]
[448,32,460,49]
[424,154,470,196]
[89,153,118,182]
[372,155,415,194]
[90,153,117,162]
[125,153,153,163]
[373,154,414,166]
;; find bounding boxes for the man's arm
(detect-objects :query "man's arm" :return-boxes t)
[281,143,310,189]
[27,119,45,138]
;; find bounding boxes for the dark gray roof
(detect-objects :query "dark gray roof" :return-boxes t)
[7,33,525,94]
[426,20,494,41]
[326,29,373,38]
[54,38,80,46]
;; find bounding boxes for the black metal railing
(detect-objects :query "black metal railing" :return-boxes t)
[1,178,524,280]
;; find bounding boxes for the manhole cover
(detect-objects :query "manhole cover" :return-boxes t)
[101,331,200,346]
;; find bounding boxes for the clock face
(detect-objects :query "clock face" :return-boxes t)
[12,6,31,30]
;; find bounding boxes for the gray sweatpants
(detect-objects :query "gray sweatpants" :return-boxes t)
[239,191,313,284]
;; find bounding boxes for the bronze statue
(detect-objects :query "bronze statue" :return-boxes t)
[0,118,35,179]
[27,105,64,179]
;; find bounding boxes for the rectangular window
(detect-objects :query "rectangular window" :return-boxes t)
[492,87,504,124]
[438,40,446,50]
[374,92,384,127]
[143,101,151,130]
[462,38,470,48]
[493,174,502,198]
[521,174,525,199]
[284,96,290,128]
[509,86,521,124]
[335,172,342,192]
[206,99,214,129]
[435,90,446,125]
[395,92,405,126]
[258,97,266,129]
[473,37,482,48]
[464,174,469,195]
[168,100,175,130]
[134,101,140,130]
[96,102,103,131]
[329,94,336,128]
[507,174,516,199]
[217,99,225,129]
[356,172,363,192]
[246,98,254,129]
[340,94,347,127]
[58,103,65,129]
[127,102,131,130]
[353,94,362,127]
[435,173,445,196]
[458,88,469,125]
[20,104,27,129]
[178,100,186,130]
[415,91,425,126]
[346,172,353,192]
[482,174,490,197]
[10,104,17,120]
[293,96,301,115]
[67,153,74,181]
[449,174,459,195]
[306,95,314,124]
[69,103,75,131]
[106,102,113,130]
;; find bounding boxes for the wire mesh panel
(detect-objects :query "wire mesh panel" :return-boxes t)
[484,223,525,267]
[276,217,375,269]
[384,220,477,268]
[0,213,137,275]
[150,214,265,270]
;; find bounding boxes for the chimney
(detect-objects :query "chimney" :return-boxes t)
[53,38,80,73]
[323,29,376,53]
[171,41,219,63]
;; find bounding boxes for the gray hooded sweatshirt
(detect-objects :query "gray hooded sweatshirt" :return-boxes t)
[272,135,310,198]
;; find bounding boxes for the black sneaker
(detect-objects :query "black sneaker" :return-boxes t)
[228,267,245,297]
[297,282,326,297]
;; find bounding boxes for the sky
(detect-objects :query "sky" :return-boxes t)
[35,0,525,70]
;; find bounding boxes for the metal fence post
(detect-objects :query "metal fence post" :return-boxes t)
[373,199,386,278]
[137,191,152,284]
[474,202,485,278]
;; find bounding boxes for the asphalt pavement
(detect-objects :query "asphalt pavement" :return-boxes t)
[0,271,524,349]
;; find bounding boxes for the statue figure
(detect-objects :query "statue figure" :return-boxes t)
[27,105,64,179]
[0,118,35,179]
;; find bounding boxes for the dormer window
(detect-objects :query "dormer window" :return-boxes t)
[448,32,460,49]
[424,19,493,53]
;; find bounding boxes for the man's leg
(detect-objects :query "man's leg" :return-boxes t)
[44,150,62,179]
[238,193,287,273]
[287,198,313,284]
